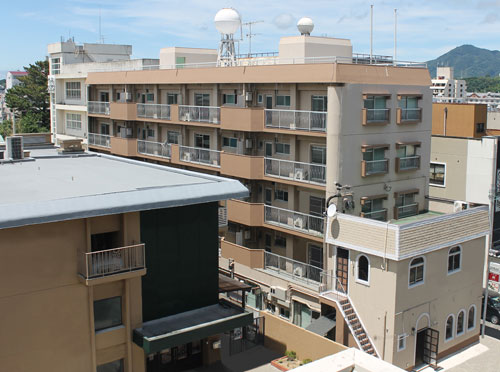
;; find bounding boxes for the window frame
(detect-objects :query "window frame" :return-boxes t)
[167,130,180,144]
[445,314,455,342]
[430,162,446,187]
[276,95,291,107]
[167,93,178,105]
[467,305,476,331]
[97,359,124,372]
[222,136,238,148]
[408,256,425,288]
[447,246,462,275]
[275,142,291,155]
[65,81,81,100]
[223,93,237,105]
[94,296,123,332]
[274,188,288,202]
[194,133,210,149]
[397,333,407,352]
[356,254,370,286]
[476,123,485,133]
[51,57,61,75]
[65,113,82,130]
[194,93,210,107]
[456,309,466,337]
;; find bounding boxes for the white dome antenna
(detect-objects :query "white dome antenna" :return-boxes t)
[297,17,314,36]
[214,8,241,67]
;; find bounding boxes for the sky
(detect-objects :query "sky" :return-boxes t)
[1,0,500,78]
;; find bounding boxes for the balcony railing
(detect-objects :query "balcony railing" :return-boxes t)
[137,140,171,159]
[88,101,110,115]
[219,206,228,227]
[264,158,326,185]
[363,159,389,176]
[179,145,221,167]
[400,108,421,122]
[361,209,388,221]
[137,103,171,120]
[264,251,323,284]
[395,203,419,219]
[264,109,326,132]
[398,156,420,171]
[78,244,145,279]
[366,108,390,122]
[88,133,111,148]
[264,205,324,237]
[178,105,220,124]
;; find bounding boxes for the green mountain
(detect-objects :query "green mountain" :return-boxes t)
[427,45,500,78]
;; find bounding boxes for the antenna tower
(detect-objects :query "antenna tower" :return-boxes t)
[243,20,263,56]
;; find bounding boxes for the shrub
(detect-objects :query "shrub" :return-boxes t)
[285,350,297,360]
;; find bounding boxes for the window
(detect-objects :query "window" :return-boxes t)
[311,145,326,165]
[275,142,290,155]
[409,257,425,287]
[167,131,180,144]
[363,147,386,162]
[223,93,237,104]
[167,93,178,104]
[65,81,81,100]
[364,95,388,121]
[117,92,122,101]
[100,123,110,135]
[476,123,485,133]
[280,307,290,319]
[94,296,122,331]
[457,310,465,336]
[222,137,237,148]
[468,305,476,330]
[445,315,454,341]
[448,246,461,274]
[309,196,325,216]
[176,56,186,68]
[396,144,417,158]
[397,334,407,351]
[195,133,210,149]
[357,255,370,284]
[361,197,386,221]
[276,95,291,107]
[396,192,417,208]
[195,93,210,106]
[308,244,323,269]
[51,58,60,75]
[147,128,155,138]
[430,163,446,186]
[97,359,124,372]
[257,94,263,104]
[274,188,288,202]
[311,95,327,112]
[275,234,286,247]
[398,96,419,109]
[146,93,154,102]
[66,113,82,130]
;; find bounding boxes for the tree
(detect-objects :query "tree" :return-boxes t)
[5,60,50,132]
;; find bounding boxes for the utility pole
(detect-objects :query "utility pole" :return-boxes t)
[242,20,263,57]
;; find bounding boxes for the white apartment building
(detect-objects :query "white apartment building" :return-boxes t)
[431,67,467,103]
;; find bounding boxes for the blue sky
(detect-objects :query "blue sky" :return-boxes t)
[2,0,500,78]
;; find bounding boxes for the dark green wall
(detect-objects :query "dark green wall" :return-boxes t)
[140,202,219,322]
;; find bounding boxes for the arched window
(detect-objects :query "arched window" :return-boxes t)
[457,310,465,336]
[357,255,370,283]
[409,257,425,287]
[445,315,454,341]
[448,246,461,273]
[468,305,476,331]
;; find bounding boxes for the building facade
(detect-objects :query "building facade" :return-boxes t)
[431,67,467,103]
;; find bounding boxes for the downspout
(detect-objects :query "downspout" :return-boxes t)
[443,107,448,136]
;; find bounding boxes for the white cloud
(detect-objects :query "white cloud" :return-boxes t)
[273,13,295,30]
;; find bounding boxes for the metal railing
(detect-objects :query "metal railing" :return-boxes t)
[319,271,347,296]
[361,209,388,221]
[400,108,421,121]
[219,207,228,227]
[366,108,390,122]
[88,133,111,148]
[78,244,145,279]
[364,159,388,175]
[264,109,326,132]
[137,103,171,120]
[264,158,326,185]
[398,156,420,170]
[396,203,419,219]
[264,251,323,284]
[179,145,221,167]
[88,101,110,115]
[137,140,171,159]
[178,105,220,124]
[264,205,324,236]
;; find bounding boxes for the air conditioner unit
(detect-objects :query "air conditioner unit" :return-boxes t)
[183,152,192,161]
[294,217,304,229]
[245,139,253,149]
[293,266,303,277]
[454,200,469,212]
[295,169,304,180]
[244,230,251,239]
[6,136,23,160]
[270,286,287,302]
[183,113,191,121]
[290,123,296,129]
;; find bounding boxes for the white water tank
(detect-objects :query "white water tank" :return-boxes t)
[297,17,314,36]
[214,8,241,35]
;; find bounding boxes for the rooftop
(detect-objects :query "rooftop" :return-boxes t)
[0,149,248,229]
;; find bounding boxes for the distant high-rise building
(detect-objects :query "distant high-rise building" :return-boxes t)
[431,67,467,103]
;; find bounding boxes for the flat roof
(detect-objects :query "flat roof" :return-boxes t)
[0,150,248,229]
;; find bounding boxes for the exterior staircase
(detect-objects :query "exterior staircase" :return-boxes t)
[339,296,377,356]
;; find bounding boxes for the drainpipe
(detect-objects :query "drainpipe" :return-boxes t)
[443,107,448,136]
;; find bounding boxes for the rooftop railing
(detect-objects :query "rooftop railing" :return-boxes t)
[88,101,110,115]
[265,109,326,132]
[264,251,323,285]
[264,205,324,237]
[178,105,220,124]
[264,158,326,185]
[179,145,221,167]
[137,103,171,120]
[88,133,111,148]
[137,140,171,159]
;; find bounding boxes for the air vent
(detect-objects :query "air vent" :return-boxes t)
[6,136,23,160]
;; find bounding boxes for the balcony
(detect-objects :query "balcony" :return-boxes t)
[264,251,323,284]
[360,209,388,221]
[264,158,326,186]
[109,102,137,121]
[179,145,221,168]
[137,103,171,120]
[362,108,390,125]
[78,244,146,284]
[264,205,324,237]
[88,133,111,148]
[397,108,422,124]
[88,101,110,115]
[264,109,326,133]
[110,137,138,157]
[396,156,420,172]
[178,105,220,124]
[227,199,264,226]
[220,152,264,179]
[137,140,171,159]
[361,159,389,177]
[220,107,264,131]
[394,203,419,219]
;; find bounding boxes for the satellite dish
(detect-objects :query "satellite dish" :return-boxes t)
[214,8,241,35]
[327,203,337,217]
[297,17,314,36]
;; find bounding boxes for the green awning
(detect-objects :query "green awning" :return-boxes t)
[133,302,253,354]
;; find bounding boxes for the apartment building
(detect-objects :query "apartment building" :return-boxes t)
[431,67,467,103]
[432,102,487,137]
[0,142,251,372]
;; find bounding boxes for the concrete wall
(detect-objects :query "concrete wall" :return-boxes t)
[432,103,487,138]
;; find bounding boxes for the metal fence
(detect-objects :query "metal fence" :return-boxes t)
[264,158,326,185]
[366,108,390,122]
[88,133,111,148]
[137,140,171,158]
[264,109,326,132]
[137,103,171,120]
[264,251,323,284]
[179,145,221,167]
[78,244,145,279]
[219,207,228,227]
[396,203,419,219]
[319,271,347,295]
[178,105,220,124]
[362,209,388,221]
[88,101,110,115]
[365,159,389,175]
[400,108,421,121]
[399,156,420,170]
[264,205,324,236]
